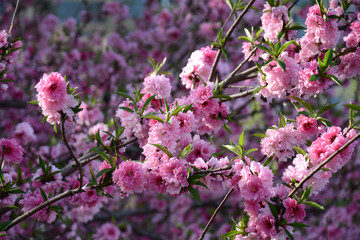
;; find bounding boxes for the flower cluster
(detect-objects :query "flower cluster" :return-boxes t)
[35,72,78,124]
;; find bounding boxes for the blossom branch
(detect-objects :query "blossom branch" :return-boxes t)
[221,87,257,102]
[218,66,258,89]
[4,188,78,231]
[8,0,20,36]
[287,131,360,198]
[61,121,83,190]
[197,187,234,240]
[207,0,256,82]
[193,166,232,175]
[61,137,138,178]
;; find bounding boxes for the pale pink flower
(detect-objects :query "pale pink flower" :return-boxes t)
[0,138,23,164]
[143,74,171,99]
[112,160,146,198]
[242,41,262,61]
[159,157,189,195]
[0,30,8,48]
[261,3,289,42]
[93,223,121,240]
[14,122,36,145]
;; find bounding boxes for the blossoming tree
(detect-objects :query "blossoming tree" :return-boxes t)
[0,0,360,239]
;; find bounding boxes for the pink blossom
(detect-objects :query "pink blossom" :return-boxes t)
[112,160,146,198]
[0,30,8,48]
[14,122,36,145]
[143,74,171,99]
[296,115,321,140]
[19,190,57,223]
[0,138,24,164]
[93,223,121,240]
[159,157,189,195]
[242,41,262,61]
[258,53,300,101]
[261,3,289,42]
[179,46,216,89]
[283,198,306,223]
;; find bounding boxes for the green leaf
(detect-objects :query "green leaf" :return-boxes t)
[293,146,306,155]
[93,150,111,165]
[222,48,229,59]
[220,230,242,238]
[244,148,258,155]
[309,74,320,82]
[96,168,113,179]
[283,227,294,240]
[288,221,309,228]
[38,155,46,173]
[303,201,325,210]
[53,124,57,133]
[323,49,333,67]
[253,133,267,138]
[188,186,201,203]
[263,154,274,166]
[288,96,314,116]
[300,185,312,203]
[278,40,295,55]
[238,130,245,147]
[0,220,11,232]
[328,75,341,86]
[266,201,278,220]
[222,124,231,134]
[223,144,242,157]
[140,113,164,123]
[118,106,134,113]
[116,91,135,103]
[40,188,48,201]
[171,104,190,117]
[7,187,25,194]
[316,101,340,117]
[254,44,272,55]
[150,143,174,158]
[250,85,266,99]
[0,79,14,83]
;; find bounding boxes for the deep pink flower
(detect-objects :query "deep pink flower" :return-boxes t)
[112,160,146,198]
[283,198,306,222]
[0,138,23,164]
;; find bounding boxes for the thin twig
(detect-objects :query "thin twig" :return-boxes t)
[289,0,300,11]
[287,131,360,198]
[207,0,256,82]
[4,189,78,231]
[193,166,232,175]
[61,121,83,190]
[197,187,234,240]
[228,47,257,81]
[61,137,138,178]
[218,66,258,89]
[8,0,20,37]
[221,87,257,102]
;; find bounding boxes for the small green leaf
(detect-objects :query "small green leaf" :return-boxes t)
[220,230,242,238]
[40,188,48,201]
[238,130,245,147]
[288,96,314,116]
[188,186,201,203]
[116,91,135,103]
[266,201,278,220]
[118,107,134,113]
[150,143,174,158]
[222,124,231,134]
[263,154,274,166]
[303,201,325,210]
[316,101,340,117]
[254,44,272,55]
[53,124,57,133]
[140,113,164,123]
[308,74,321,82]
[293,146,306,155]
[253,133,267,138]
[0,79,14,83]
[96,168,113,179]
[283,227,294,240]
[0,220,12,232]
[323,48,333,67]
[300,185,312,203]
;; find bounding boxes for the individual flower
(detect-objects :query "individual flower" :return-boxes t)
[35,72,78,125]
[0,138,23,164]
[143,73,171,99]
[112,160,146,198]
[93,223,121,240]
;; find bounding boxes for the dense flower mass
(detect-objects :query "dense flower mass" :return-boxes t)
[0,1,360,239]
[35,72,78,124]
